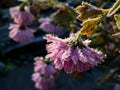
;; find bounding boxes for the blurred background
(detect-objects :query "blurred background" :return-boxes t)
[0,0,119,90]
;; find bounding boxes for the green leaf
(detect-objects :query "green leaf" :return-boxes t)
[32,0,60,9]
[114,14,120,29]
[98,69,118,83]
[51,5,77,28]
[70,72,85,79]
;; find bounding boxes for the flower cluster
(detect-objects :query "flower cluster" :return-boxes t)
[39,17,63,33]
[44,34,106,73]
[9,5,35,43]
[7,0,120,89]
[32,56,56,90]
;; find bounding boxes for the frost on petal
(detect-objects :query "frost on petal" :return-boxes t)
[61,46,72,60]
[44,34,63,43]
[71,48,79,64]
[82,39,91,46]
[45,34,105,73]
[54,59,64,70]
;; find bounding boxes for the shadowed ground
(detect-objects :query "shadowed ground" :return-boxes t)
[0,63,115,90]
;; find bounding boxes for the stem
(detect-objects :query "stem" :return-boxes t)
[75,30,82,42]
[96,14,106,24]
[107,0,120,16]
[19,2,29,11]
[75,15,106,42]
[99,68,119,83]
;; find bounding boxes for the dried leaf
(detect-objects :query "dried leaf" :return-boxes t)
[30,3,41,16]
[32,0,59,9]
[80,16,103,36]
[76,2,108,20]
[51,5,77,27]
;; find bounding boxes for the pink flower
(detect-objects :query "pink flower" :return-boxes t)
[39,18,51,23]
[32,56,56,90]
[9,24,34,43]
[34,56,56,75]
[39,18,63,33]
[114,84,120,90]
[10,6,35,26]
[32,73,55,90]
[44,34,106,73]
